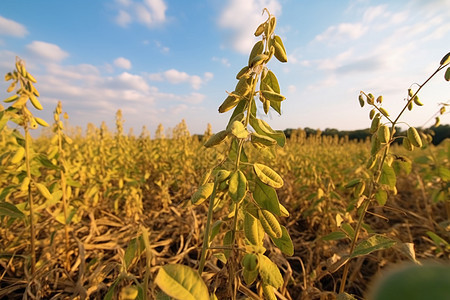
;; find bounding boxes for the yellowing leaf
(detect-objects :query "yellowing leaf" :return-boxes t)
[257,254,283,289]
[229,121,248,139]
[253,163,283,188]
[35,183,52,200]
[155,264,209,300]
[191,182,214,205]
[228,170,247,203]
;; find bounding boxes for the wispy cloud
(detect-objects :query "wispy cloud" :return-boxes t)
[218,0,282,53]
[0,16,28,37]
[148,69,213,90]
[26,41,69,62]
[30,60,210,131]
[313,23,367,45]
[114,0,168,28]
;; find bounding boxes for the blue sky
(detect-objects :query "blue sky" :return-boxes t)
[1,0,449,135]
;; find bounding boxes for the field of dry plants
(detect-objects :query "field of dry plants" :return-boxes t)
[1,11,450,300]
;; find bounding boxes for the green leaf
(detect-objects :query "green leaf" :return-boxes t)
[375,189,388,206]
[370,264,450,300]
[104,278,121,300]
[227,100,247,128]
[414,155,432,164]
[156,290,172,300]
[321,231,348,241]
[155,264,209,300]
[261,90,285,102]
[261,70,280,93]
[209,220,223,243]
[257,254,284,289]
[445,67,450,81]
[0,201,25,219]
[228,139,248,162]
[270,226,294,256]
[351,234,396,258]
[341,223,355,240]
[249,117,286,147]
[253,163,283,188]
[438,166,450,181]
[253,178,280,215]
[426,231,449,252]
[270,99,282,115]
[204,130,228,148]
[380,163,396,189]
[124,238,137,269]
[36,154,60,170]
[392,157,412,175]
[228,170,247,203]
[243,268,258,286]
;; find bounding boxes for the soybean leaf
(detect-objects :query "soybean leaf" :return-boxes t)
[257,254,283,289]
[155,264,209,300]
[341,223,355,241]
[261,70,280,93]
[229,139,248,163]
[36,154,60,170]
[380,164,396,189]
[253,178,280,215]
[124,238,137,269]
[350,234,396,258]
[0,201,25,219]
[375,189,388,206]
[321,231,347,241]
[249,117,286,147]
[228,170,247,203]
[270,225,294,256]
[253,163,283,188]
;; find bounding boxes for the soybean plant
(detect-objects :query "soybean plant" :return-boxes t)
[155,9,293,300]
[2,57,50,275]
[335,51,450,298]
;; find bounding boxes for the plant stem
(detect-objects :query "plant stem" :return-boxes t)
[24,124,36,275]
[198,181,218,274]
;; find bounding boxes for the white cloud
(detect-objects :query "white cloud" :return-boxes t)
[116,10,132,27]
[218,0,282,53]
[114,57,132,69]
[109,72,150,92]
[362,5,387,23]
[114,0,167,28]
[164,69,189,84]
[148,69,213,90]
[144,0,166,22]
[314,23,367,44]
[26,41,69,62]
[0,16,28,37]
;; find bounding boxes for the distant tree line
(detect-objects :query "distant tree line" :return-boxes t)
[283,124,450,145]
